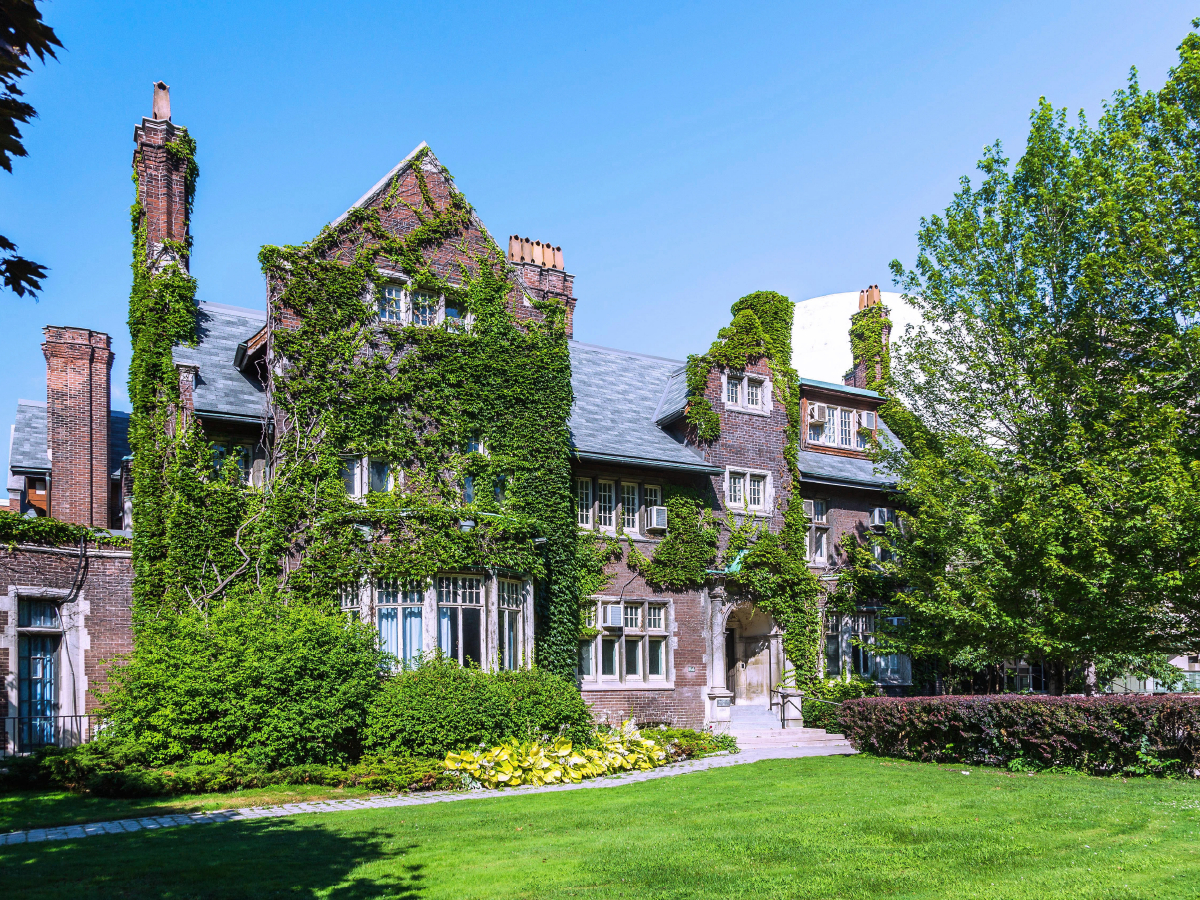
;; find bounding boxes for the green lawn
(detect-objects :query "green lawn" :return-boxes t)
[2,755,1198,899]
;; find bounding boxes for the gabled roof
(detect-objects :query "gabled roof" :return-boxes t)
[653,368,689,425]
[331,142,431,228]
[172,302,268,423]
[569,342,720,474]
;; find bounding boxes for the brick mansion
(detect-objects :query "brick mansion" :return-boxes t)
[1,84,906,742]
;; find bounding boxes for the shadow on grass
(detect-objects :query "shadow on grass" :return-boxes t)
[0,817,425,899]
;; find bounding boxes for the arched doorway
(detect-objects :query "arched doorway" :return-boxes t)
[723,604,784,706]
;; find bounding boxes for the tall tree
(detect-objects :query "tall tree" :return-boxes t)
[860,20,1200,694]
[0,0,60,297]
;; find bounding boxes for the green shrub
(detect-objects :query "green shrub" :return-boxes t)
[0,743,454,798]
[364,656,593,758]
[802,677,881,732]
[839,694,1200,776]
[641,726,738,758]
[100,597,386,768]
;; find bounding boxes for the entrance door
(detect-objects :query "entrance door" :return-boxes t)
[18,634,58,750]
[725,606,776,704]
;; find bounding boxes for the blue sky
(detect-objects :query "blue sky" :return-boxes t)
[1,1,1196,476]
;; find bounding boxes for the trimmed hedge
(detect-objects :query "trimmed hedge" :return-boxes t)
[364,658,594,758]
[0,746,454,798]
[839,694,1200,776]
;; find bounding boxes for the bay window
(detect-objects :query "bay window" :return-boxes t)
[438,576,483,666]
[377,579,423,667]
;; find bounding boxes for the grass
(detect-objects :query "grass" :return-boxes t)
[0,783,390,832]
[2,755,1199,898]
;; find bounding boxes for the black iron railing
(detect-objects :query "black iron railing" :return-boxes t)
[0,715,99,757]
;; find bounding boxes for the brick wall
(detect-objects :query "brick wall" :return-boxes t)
[0,544,134,714]
[132,115,191,271]
[42,327,113,527]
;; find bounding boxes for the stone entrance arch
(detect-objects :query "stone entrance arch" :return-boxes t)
[718,601,786,707]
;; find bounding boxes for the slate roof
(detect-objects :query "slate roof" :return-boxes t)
[653,368,689,425]
[568,342,719,474]
[9,400,49,473]
[7,402,131,479]
[173,302,268,421]
[797,421,900,489]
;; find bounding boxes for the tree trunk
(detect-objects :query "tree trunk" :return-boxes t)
[1046,660,1064,696]
[1083,661,1098,696]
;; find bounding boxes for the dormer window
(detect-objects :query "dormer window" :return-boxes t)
[377,283,469,330]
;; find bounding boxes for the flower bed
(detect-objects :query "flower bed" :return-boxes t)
[839,694,1200,776]
[444,720,668,789]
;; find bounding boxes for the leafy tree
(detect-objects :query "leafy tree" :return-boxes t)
[0,0,60,297]
[862,21,1200,694]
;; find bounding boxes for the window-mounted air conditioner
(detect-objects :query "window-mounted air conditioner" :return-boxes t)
[646,505,668,532]
[861,411,877,429]
[808,404,827,424]
[802,499,815,519]
[869,507,893,529]
[602,605,624,629]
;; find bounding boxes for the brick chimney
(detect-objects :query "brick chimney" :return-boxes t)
[132,81,191,272]
[844,285,892,390]
[42,327,113,527]
[506,235,577,338]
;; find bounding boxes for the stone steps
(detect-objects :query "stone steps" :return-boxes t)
[728,726,854,751]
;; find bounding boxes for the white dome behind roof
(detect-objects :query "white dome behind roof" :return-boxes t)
[790,291,922,384]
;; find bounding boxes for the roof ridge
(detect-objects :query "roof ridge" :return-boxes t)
[197,301,267,320]
[17,399,47,407]
[330,141,430,228]
[568,340,685,366]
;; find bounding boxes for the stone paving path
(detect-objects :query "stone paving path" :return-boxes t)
[0,743,854,846]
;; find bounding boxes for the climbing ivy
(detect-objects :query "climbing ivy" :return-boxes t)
[644,291,825,681]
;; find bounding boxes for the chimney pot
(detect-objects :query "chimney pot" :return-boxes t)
[152,81,171,121]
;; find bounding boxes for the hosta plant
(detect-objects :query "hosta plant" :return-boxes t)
[443,720,667,789]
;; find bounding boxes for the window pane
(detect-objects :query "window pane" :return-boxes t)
[369,459,390,493]
[825,633,841,676]
[808,424,823,443]
[727,378,740,404]
[378,606,399,657]
[749,475,764,508]
[499,580,522,608]
[647,605,664,630]
[644,485,661,509]
[625,639,640,676]
[402,607,423,665]
[602,639,617,676]
[576,478,592,526]
[813,500,826,523]
[380,286,404,321]
[840,408,853,446]
[597,481,615,528]
[340,458,358,496]
[729,473,744,505]
[463,475,474,504]
[621,483,639,531]
[623,603,640,629]
[649,639,665,676]
[412,291,438,326]
[18,599,58,628]
[747,380,760,406]
[438,607,458,660]
[578,641,594,677]
[462,607,482,667]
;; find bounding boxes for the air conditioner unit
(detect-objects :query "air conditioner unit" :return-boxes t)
[861,410,876,429]
[802,499,814,520]
[808,404,827,423]
[869,507,892,529]
[646,505,668,532]
[602,605,624,629]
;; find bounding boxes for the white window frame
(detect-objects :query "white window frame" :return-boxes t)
[721,372,773,416]
[725,467,771,513]
[576,477,593,528]
[437,575,484,667]
[340,456,365,499]
[376,579,424,667]
[578,598,672,687]
[643,484,661,510]
[375,279,473,330]
[497,578,525,671]
[621,482,640,533]
[597,480,616,531]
